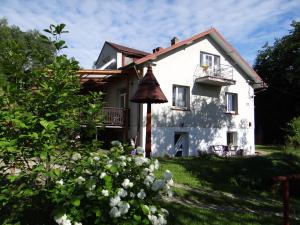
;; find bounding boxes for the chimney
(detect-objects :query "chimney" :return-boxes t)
[152,47,164,53]
[171,37,179,45]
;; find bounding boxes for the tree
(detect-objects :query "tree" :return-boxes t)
[254,21,300,144]
[0,18,55,87]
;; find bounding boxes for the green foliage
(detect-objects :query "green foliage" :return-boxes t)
[286,117,300,149]
[0,22,171,225]
[0,18,55,87]
[254,21,300,144]
[0,23,101,224]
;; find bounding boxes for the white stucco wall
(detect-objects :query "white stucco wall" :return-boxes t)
[139,37,255,156]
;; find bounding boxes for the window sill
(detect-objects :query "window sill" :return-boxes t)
[225,111,238,115]
[171,107,191,111]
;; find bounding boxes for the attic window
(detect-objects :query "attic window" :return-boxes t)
[200,51,220,69]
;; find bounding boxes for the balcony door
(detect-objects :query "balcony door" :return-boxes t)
[200,52,220,75]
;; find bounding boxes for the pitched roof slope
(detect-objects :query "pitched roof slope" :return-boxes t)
[106,41,150,57]
[135,28,263,85]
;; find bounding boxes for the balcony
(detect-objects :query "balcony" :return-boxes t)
[194,64,236,86]
[101,107,129,128]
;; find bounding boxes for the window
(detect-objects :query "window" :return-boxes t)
[119,90,127,108]
[226,92,238,113]
[200,52,220,69]
[172,85,190,109]
[227,132,237,146]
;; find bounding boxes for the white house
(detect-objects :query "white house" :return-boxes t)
[80,28,265,157]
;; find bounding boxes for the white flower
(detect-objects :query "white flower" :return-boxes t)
[151,179,165,191]
[110,195,121,207]
[101,189,109,196]
[100,172,106,179]
[109,207,121,218]
[118,201,130,214]
[149,205,157,214]
[111,140,122,147]
[143,175,155,187]
[160,208,169,216]
[167,178,174,186]
[93,156,100,161]
[89,184,96,191]
[117,188,128,198]
[135,156,149,166]
[149,164,155,172]
[54,214,72,225]
[56,179,64,186]
[127,157,132,162]
[120,161,126,167]
[84,169,92,175]
[136,146,144,155]
[163,170,172,181]
[115,172,119,177]
[130,192,135,198]
[137,189,146,199]
[106,160,113,168]
[76,176,85,185]
[71,153,81,161]
[122,179,133,189]
[148,214,167,225]
[119,156,126,161]
[154,159,160,170]
[74,222,82,225]
[148,215,158,225]
[157,214,167,225]
[142,168,150,176]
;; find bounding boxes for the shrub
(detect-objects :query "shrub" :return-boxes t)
[286,117,300,149]
[1,142,172,225]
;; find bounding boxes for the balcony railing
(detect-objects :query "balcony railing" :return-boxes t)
[194,64,235,86]
[101,107,129,127]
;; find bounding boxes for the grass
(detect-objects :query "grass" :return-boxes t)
[155,146,300,224]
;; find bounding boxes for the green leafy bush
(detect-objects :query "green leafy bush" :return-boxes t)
[1,142,172,225]
[0,23,173,225]
[286,117,300,149]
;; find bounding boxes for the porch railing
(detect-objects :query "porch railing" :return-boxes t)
[101,107,129,127]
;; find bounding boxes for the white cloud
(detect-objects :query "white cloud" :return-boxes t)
[1,0,299,67]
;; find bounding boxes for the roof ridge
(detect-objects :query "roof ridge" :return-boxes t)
[106,41,150,56]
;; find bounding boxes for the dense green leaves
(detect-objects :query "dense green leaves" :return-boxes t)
[0,22,103,224]
[254,21,300,144]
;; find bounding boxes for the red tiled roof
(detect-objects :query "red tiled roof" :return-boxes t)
[106,41,150,57]
[135,28,215,64]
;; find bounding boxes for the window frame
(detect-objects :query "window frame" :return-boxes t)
[172,85,190,110]
[225,92,238,114]
[227,131,238,146]
[200,51,220,69]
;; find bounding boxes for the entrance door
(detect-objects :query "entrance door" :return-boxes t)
[174,132,189,157]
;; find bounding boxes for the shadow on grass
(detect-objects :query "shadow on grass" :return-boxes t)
[158,153,300,196]
[161,201,283,225]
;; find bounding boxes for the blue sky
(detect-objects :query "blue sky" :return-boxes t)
[1,0,299,68]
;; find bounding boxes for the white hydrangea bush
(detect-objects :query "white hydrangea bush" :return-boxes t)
[51,141,173,225]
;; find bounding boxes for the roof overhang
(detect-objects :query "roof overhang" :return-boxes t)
[133,28,266,90]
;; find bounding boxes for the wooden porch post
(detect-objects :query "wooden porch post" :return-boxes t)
[145,103,151,158]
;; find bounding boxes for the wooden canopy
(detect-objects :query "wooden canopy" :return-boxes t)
[131,65,168,104]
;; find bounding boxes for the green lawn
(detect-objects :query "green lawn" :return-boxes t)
[156,146,300,225]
